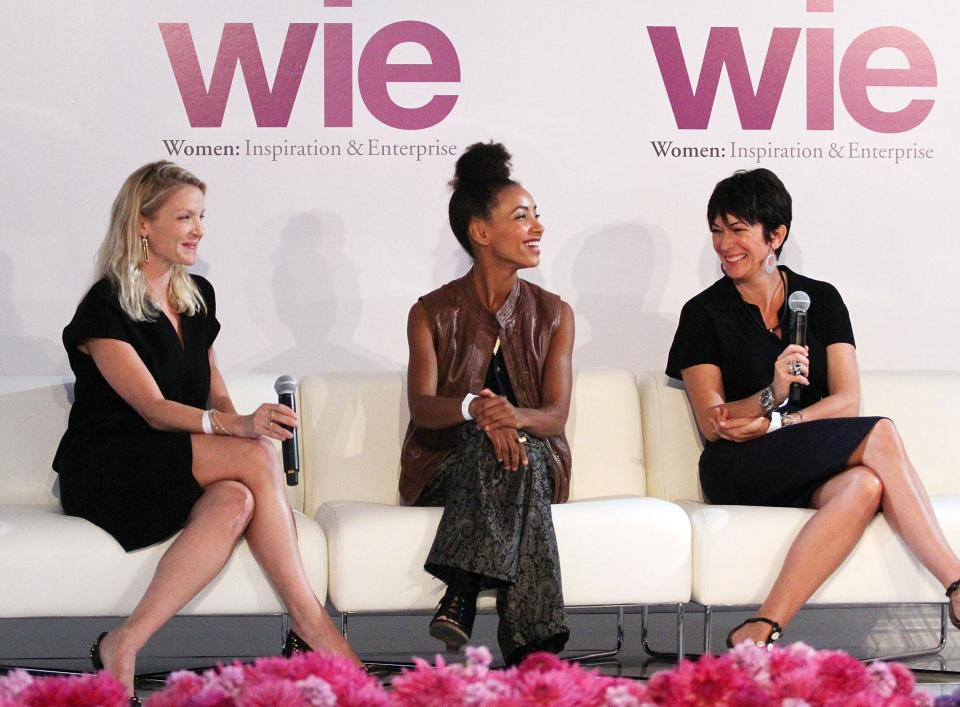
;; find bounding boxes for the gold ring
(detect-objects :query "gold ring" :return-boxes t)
[269,411,274,423]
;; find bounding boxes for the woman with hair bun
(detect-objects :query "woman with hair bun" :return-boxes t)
[401,141,575,665]
[54,161,359,702]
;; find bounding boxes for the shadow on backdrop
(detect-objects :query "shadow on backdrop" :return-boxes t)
[0,249,63,375]
[251,212,395,376]
[557,223,675,373]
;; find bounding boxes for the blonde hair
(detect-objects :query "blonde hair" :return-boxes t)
[96,160,207,321]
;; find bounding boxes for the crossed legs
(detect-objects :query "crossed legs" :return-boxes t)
[729,419,960,646]
[96,436,357,694]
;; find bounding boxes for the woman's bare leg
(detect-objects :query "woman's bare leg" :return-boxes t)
[96,479,255,693]
[190,436,359,663]
[847,419,960,611]
[733,418,960,645]
[728,467,881,645]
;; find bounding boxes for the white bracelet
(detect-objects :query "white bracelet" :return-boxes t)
[201,409,214,435]
[461,393,479,421]
[766,411,783,434]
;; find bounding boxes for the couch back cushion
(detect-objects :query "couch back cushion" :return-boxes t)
[0,375,303,511]
[299,368,646,515]
[639,370,960,502]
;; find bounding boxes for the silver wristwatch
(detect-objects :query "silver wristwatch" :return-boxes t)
[759,385,776,416]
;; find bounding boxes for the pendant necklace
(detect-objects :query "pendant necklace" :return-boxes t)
[745,270,786,334]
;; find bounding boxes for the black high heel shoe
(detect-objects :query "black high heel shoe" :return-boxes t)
[89,631,108,671]
[282,629,313,657]
[429,587,478,652]
[946,579,960,628]
[89,632,142,705]
[726,617,783,649]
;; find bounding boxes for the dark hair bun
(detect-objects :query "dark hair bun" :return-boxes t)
[451,141,512,191]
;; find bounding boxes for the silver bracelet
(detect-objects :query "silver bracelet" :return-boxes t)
[759,385,776,415]
[783,410,805,427]
[201,409,214,435]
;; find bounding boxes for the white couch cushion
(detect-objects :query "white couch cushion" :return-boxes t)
[640,370,960,503]
[0,374,304,511]
[299,369,648,516]
[682,498,960,606]
[317,497,691,613]
[0,505,326,617]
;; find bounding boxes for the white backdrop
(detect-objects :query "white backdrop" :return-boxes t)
[1,0,956,377]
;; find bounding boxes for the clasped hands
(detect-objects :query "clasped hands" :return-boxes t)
[711,344,809,443]
[469,389,528,471]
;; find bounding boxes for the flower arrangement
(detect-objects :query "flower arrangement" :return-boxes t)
[0,642,934,706]
[643,642,929,707]
[147,651,390,707]
[0,669,128,707]
[391,643,930,707]
[390,646,645,706]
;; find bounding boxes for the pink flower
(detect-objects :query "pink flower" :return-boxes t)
[15,673,128,707]
[728,642,773,686]
[462,678,519,707]
[886,661,919,696]
[0,670,33,699]
[148,670,207,707]
[512,667,593,707]
[810,650,870,705]
[515,651,566,674]
[238,678,309,707]
[207,663,246,698]
[295,675,336,707]
[391,656,469,707]
[603,679,650,707]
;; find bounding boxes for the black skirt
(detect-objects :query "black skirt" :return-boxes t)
[700,417,884,508]
[58,432,204,551]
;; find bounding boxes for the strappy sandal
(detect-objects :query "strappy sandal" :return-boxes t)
[946,578,960,628]
[89,632,142,705]
[726,617,783,649]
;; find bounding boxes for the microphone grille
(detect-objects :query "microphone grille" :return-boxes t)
[274,375,297,395]
[788,290,811,313]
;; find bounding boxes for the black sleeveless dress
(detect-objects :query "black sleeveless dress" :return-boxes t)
[53,276,220,550]
[666,266,881,507]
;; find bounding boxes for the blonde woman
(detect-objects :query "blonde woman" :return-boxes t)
[53,161,358,702]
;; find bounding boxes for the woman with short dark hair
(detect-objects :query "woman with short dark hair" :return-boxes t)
[401,142,575,664]
[667,167,960,648]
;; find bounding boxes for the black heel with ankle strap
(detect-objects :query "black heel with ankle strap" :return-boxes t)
[726,617,783,649]
[946,579,960,628]
[89,632,141,705]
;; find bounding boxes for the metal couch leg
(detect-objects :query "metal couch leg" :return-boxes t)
[640,603,687,663]
[571,606,624,664]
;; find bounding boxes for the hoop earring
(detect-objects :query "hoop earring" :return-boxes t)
[140,235,150,264]
[763,252,777,274]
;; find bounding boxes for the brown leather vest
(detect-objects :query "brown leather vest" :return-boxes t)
[399,272,572,505]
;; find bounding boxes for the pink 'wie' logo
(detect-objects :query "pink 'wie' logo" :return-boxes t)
[647,0,936,133]
[159,0,460,130]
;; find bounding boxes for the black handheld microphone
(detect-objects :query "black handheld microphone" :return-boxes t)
[274,375,300,486]
[788,291,811,405]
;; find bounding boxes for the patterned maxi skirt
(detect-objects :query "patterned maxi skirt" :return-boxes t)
[416,423,569,662]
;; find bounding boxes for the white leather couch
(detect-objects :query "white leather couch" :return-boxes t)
[4,368,953,664]
[299,369,692,660]
[0,376,326,621]
[0,369,692,664]
[640,370,960,655]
